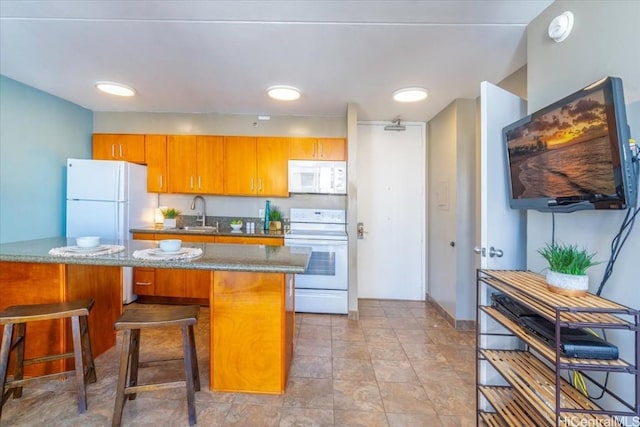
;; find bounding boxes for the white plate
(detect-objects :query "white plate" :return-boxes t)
[148,248,184,256]
[65,245,108,253]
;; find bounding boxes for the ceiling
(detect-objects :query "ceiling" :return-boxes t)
[0,0,553,122]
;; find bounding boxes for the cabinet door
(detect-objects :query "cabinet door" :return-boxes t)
[317,138,346,160]
[288,137,318,160]
[121,135,146,163]
[167,135,198,193]
[216,236,283,246]
[196,136,224,194]
[155,269,186,297]
[93,134,145,163]
[133,268,155,295]
[224,136,257,195]
[145,135,167,192]
[184,270,211,299]
[257,137,289,196]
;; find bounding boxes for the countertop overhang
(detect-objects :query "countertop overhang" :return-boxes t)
[0,237,310,273]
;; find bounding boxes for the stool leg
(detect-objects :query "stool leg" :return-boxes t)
[0,323,15,418]
[71,316,88,413]
[12,323,25,399]
[187,324,200,392]
[181,325,197,426]
[127,329,140,401]
[80,315,97,384]
[112,329,132,427]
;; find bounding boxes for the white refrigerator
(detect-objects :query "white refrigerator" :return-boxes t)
[66,158,156,303]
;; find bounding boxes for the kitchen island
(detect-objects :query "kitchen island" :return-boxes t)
[0,237,310,394]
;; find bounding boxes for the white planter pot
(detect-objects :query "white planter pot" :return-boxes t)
[546,270,589,297]
[163,218,177,228]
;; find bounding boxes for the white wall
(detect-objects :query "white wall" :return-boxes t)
[526,0,640,415]
[427,99,477,323]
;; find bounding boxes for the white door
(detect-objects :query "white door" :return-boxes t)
[479,82,527,270]
[357,122,425,300]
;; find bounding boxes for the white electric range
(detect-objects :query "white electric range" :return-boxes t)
[284,209,348,314]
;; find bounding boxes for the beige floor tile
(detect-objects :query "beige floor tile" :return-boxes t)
[0,300,478,426]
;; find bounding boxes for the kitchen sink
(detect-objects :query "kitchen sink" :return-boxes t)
[181,226,219,232]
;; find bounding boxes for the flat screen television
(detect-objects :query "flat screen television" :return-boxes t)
[503,76,637,213]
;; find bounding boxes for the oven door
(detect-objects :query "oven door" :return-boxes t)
[284,239,348,290]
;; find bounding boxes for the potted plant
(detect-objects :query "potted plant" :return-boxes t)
[161,207,181,229]
[269,205,283,231]
[537,242,599,297]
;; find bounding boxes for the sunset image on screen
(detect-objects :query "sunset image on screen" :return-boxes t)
[505,88,616,199]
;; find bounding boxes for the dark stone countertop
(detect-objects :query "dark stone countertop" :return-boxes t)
[0,237,309,273]
[131,225,285,238]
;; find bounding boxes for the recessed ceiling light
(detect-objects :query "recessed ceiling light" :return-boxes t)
[95,81,136,97]
[267,85,301,101]
[393,87,428,103]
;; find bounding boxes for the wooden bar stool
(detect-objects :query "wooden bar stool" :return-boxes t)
[0,298,97,420]
[112,305,200,427]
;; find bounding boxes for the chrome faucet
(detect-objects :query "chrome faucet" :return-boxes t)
[190,195,206,226]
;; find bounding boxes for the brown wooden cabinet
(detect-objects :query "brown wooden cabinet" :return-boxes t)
[93,134,146,163]
[224,136,289,196]
[167,135,224,194]
[289,137,346,161]
[145,135,167,193]
[133,267,155,296]
[216,235,283,246]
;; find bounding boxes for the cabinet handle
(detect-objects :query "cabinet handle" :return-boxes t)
[319,142,324,158]
[198,176,202,189]
[135,282,152,286]
[251,178,254,191]
[190,176,194,189]
[258,178,263,192]
[119,144,123,158]
[111,144,115,158]
[159,176,163,189]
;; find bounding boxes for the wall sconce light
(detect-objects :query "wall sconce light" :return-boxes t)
[548,11,574,43]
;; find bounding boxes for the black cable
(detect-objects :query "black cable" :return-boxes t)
[595,146,640,296]
[551,212,556,245]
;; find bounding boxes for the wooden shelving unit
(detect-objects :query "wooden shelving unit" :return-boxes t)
[477,270,639,426]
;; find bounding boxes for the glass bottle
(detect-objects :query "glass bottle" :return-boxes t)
[264,200,271,231]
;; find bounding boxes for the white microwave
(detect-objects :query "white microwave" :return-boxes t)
[288,160,347,194]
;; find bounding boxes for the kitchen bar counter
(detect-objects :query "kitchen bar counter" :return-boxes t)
[0,237,310,394]
[0,236,306,272]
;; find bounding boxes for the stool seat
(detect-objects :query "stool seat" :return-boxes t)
[0,298,96,421]
[0,299,94,323]
[114,305,198,330]
[112,304,200,427]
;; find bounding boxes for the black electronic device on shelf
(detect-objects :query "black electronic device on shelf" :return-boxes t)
[520,316,619,360]
[492,293,619,360]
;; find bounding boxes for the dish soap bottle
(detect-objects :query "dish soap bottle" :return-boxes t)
[264,200,271,231]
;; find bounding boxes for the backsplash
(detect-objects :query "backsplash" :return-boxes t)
[157,193,347,223]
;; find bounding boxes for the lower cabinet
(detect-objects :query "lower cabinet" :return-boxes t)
[132,233,283,300]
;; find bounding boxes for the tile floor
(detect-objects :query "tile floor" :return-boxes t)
[0,299,477,426]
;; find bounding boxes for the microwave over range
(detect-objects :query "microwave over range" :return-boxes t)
[288,160,347,194]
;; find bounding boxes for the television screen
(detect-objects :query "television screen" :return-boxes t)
[503,76,637,212]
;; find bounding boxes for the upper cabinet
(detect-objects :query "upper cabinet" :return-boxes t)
[224,136,289,196]
[93,134,146,163]
[167,135,224,194]
[145,135,167,193]
[289,137,346,161]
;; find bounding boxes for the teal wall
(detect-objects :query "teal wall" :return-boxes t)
[0,76,93,243]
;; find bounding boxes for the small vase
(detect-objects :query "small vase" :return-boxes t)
[269,221,282,231]
[163,218,177,229]
[546,270,589,297]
